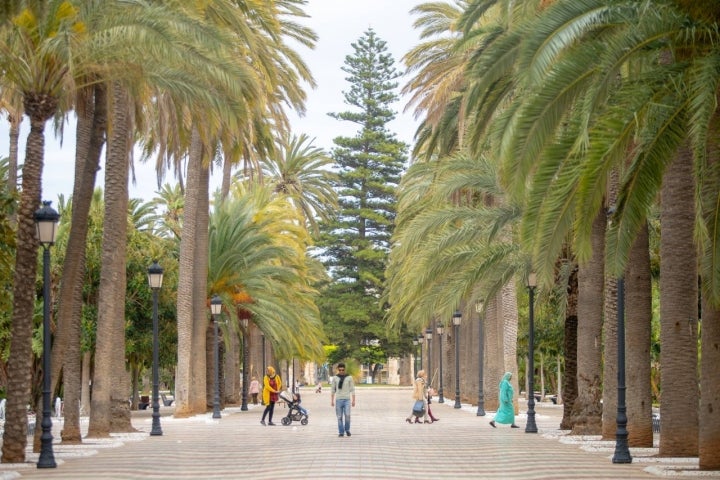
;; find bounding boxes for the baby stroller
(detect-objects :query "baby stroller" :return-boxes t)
[279,391,309,426]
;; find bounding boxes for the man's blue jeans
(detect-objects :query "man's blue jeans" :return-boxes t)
[335,398,351,434]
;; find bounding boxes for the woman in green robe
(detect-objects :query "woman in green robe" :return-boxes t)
[490,372,519,428]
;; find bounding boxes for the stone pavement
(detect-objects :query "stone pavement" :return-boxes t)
[1,387,718,480]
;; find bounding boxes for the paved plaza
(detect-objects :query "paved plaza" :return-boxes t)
[1,387,718,479]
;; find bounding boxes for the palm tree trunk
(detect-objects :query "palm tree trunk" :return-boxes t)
[175,127,202,416]
[52,83,107,444]
[560,259,579,430]
[625,223,653,447]
[0,112,49,463]
[699,299,720,469]
[88,83,133,436]
[570,211,605,435]
[659,144,699,456]
[190,157,210,412]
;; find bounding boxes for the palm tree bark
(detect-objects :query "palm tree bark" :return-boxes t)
[625,223,653,447]
[659,144,699,456]
[560,259,579,431]
[1,97,56,463]
[88,83,133,436]
[699,299,720,469]
[570,211,605,435]
[175,127,202,416]
[191,155,210,412]
[51,83,106,444]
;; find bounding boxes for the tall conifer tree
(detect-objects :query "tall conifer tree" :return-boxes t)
[316,29,409,374]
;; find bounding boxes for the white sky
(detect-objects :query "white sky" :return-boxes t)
[0,0,422,204]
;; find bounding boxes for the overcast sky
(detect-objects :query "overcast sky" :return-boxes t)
[1,0,422,203]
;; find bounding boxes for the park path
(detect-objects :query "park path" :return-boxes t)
[1,387,717,479]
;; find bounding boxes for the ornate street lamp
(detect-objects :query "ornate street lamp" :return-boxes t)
[436,324,445,403]
[525,272,538,433]
[612,277,632,463]
[475,300,485,416]
[452,310,462,409]
[147,260,164,436]
[240,318,249,411]
[210,295,223,419]
[35,201,59,468]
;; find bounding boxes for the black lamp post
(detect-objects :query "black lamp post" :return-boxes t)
[35,201,59,469]
[525,272,538,433]
[436,324,445,403]
[475,300,485,416]
[452,310,462,409]
[147,261,164,436]
[612,277,632,463]
[210,295,222,419]
[240,318,249,411]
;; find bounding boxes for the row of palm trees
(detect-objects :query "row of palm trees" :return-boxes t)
[0,0,335,464]
[386,0,719,470]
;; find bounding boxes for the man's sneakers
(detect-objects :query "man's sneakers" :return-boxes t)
[338,433,344,437]
[260,420,266,425]
[346,431,351,437]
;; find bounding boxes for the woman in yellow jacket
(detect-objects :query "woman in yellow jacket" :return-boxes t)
[261,366,282,425]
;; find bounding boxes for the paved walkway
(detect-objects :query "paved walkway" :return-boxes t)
[1,387,718,479]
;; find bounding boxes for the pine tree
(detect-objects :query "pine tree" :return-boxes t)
[315,29,410,377]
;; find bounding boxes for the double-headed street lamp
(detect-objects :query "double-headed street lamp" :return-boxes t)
[475,300,485,416]
[147,261,164,436]
[525,273,538,433]
[35,201,59,469]
[210,295,223,419]
[240,318,249,411]
[417,334,424,374]
[452,310,462,409]
[436,324,445,403]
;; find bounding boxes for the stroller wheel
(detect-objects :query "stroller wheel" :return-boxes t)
[300,418,308,426]
[281,416,291,426]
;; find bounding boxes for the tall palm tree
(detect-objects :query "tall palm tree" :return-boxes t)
[171,0,317,416]
[258,133,337,236]
[0,0,82,462]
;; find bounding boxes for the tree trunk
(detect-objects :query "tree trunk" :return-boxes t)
[659,144,699,456]
[699,300,720,469]
[570,211,604,435]
[1,110,50,463]
[484,296,502,411]
[52,83,107,445]
[560,259,579,430]
[190,152,210,413]
[88,83,133,436]
[175,128,205,417]
[80,351,91,416]
[625,223,653,447]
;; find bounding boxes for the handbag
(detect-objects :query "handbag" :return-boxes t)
[412,399,425,416]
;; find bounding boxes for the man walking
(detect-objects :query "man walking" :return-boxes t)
[330,363,355,437]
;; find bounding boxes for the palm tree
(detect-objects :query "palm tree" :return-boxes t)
[172,0,317,416]
[460,0,720,461]
[0,0,82,462]
[258,133,337,236]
